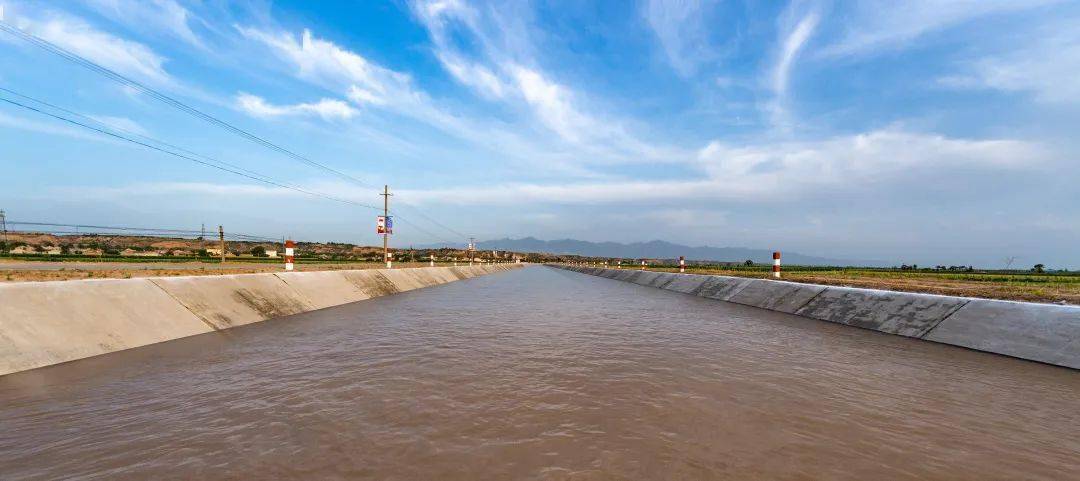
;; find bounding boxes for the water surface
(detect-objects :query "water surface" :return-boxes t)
[1,266,1078,480]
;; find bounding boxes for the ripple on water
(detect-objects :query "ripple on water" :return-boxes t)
[1,266,1078,480]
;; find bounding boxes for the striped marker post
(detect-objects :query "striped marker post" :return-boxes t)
[772,251,781,279]
[679,256,686,273]
[430,254,435,267]
[641,260,647,271]
[284,240,296,271]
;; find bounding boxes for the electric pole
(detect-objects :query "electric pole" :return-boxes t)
[218,225,226,264]
[468,237,475,266]
[0,209,7,256]
[381,185,392,268]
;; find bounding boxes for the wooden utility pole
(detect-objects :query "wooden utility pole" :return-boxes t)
[381,185,392,268]
[218,225,225,264]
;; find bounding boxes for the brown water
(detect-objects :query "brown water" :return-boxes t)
[1,266,1078,480]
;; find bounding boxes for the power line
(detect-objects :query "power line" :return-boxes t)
[0,20,374,190]
[1,90,461,245]
[0,86,297,190]
[387,211,458,246]
[392,202,469,240]
[8,228,270,243]
[6,221,280,242]
[0,94,380,210]
[0,20,473,244]
[0,89,476,247]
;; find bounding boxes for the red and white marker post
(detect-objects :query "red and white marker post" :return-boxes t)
[679,256,686,273]
[772,251,781,279]
[284,240,296,271]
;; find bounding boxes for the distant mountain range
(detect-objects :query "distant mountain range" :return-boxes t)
[426,237,884,267]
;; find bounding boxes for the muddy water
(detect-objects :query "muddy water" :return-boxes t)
[1,266,1078,480]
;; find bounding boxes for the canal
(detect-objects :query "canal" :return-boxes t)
[1,266,1078,479]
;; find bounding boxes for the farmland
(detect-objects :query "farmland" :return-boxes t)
[647,265,1078,305]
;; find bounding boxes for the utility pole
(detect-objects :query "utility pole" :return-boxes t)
[381,185,392,268]
[0,209,7,256]
[218,225,225,264]
[201,223,206,240]
[468,237,475,266]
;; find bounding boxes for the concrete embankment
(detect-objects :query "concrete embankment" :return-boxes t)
[0,264,521,376]
[551,265,1080,369]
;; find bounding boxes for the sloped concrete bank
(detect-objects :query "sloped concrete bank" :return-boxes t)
[550,265,1080,369]
[0,264,521,376]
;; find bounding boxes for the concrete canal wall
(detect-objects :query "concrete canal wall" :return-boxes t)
[0,265,520,376]
[552,265,1080,369]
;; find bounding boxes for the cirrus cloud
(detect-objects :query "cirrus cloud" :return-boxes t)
[235,93,358,121]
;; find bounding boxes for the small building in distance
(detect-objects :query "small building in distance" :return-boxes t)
[120,248,161,257]
[204,248,236,257]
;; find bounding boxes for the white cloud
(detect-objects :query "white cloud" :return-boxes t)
[820,0,1062,57]
[235,93,358,121]
[0,110,112,143]
[397,129,1047,205]
[439,54,509,99]
[236,22,585,172]
[509,65,681,162]
[344,86,387,106]
[714,76,737,88]
[86,115,150,136]
[411,0,689,164]
[636,208,729,229]
[64,181,300,199]
[696,129,1038,181]
[773,14,818,96]
[768,11,819,129]
[84,0,202,46]
[237,26,419,107]
[236,10,688,171]
[9,11,172,85]
[643,0,719,77]
[939,22,1080,104]
[510,66,591,143]
[412,0,510,97]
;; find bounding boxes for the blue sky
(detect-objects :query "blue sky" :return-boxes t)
[0,0,1077,267]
